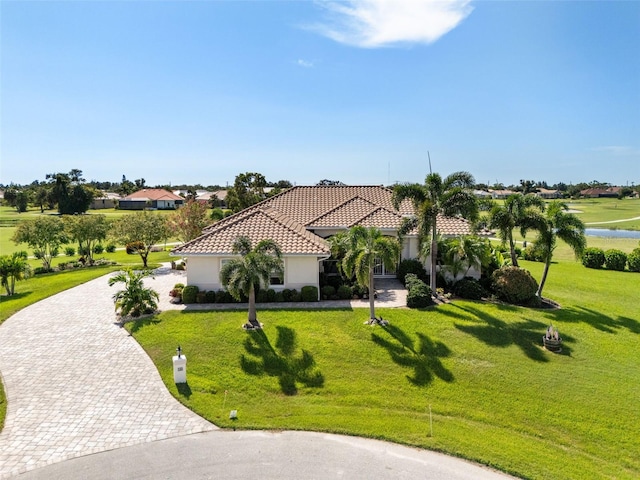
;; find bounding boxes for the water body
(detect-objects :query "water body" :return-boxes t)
[585,228,640,239]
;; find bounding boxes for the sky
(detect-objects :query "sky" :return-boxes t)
[1,0,639,189]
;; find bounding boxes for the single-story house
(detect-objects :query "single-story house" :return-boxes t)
[119,189,184,210]
[579,188,619,198]
[196,190,227,208]
[90,192,121,209]
[535,188,562,199]
[489,189,516,199]
[172,185,486,297]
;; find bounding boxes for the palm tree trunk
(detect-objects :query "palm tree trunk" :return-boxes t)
[508,233,519,267]
[248,284,259,327]
[430,222,438,294]
[369,267,376,322]
[537,259,551,298]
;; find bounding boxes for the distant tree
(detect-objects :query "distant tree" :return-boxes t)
[226,172,267,213]
[3,187,17,207]
[220,236,284,329]
[34,186,51,213]
[521,201,586,298]
[167,199,211,243]
[341,226,401,323]
[488,194,545,267]
[392,171,478,293]
[0,251,31,296]
[110,212,169,267]
[65,214,110,263]
[15,190,29,213]
[518,180,537,195]
[108,268,159,318]
[46,170,94,214]
[316,179,345,186]
[12,216,67,271]
[134,178,146,189]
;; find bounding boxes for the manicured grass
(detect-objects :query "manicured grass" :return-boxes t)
[566,197,640,228]
[128,259,640,480]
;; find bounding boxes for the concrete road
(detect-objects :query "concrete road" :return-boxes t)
[18,430,517,480]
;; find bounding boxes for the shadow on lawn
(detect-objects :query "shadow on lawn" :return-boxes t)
[126,316,161,334]
[542,305,640,335]
[372,324,454,386]
[240,326,324,395]
[444,304,574,361]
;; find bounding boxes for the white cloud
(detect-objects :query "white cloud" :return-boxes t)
[310,0,473,48]
[297,59,315,68]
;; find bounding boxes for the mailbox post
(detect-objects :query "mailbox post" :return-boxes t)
[173,346,187,383]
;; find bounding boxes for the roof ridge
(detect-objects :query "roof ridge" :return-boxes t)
[307,195,377,226]
[262,207,329,250]
[348,205,404,228]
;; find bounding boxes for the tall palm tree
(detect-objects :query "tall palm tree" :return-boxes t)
[108,268,159,318]
[220,236,283,329]
[392,171,478,293]
[488,194,545,267]
[442,235,491,281]
[341,226,401,324]
[522,201,586,298]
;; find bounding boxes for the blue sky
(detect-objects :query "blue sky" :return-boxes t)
[1,0,639,188]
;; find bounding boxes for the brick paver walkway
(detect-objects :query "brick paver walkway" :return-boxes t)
[0,268,215,478]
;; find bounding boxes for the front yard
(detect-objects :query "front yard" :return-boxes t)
[127,259,640,480]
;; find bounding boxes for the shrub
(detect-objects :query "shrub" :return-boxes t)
[215,289,234,303]
[453,278,486,300]
[396,258,428,285]
[275,291,285,302]
[266,288,277,302]
[65,246,76,256]
[628,248,640,273]
[126,241,145,254]
[205,290,216,303]
[404,273,422,289]
[93,244,104,254]
[301,285,318,302]
[522,244,545,262]
[406,280,433,308]
[321,285,336,299]
[282,288,293,301]
[256,289,269,303]
[337,284,352,299]
[582,247,605,269]
[106,243,116,253]
[491,266,538,305]
[604,249,627,271]
[196,291,208,303]
[182,285,199,304]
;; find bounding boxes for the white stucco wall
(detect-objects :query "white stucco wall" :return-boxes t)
[182,255,322,293]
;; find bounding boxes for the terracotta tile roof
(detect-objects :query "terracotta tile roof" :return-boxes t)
[176,185,486,256]
[173,206,330,256]
[124,189,183,201]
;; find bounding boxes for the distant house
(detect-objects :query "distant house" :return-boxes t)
[119,189,184,210]
[172,185,490,296]
[535,188,562,199]
[473,190,492,199]
[90,192,121,210]
[579,188,619,198]
[489,189,516,199]
[196,190,228,208]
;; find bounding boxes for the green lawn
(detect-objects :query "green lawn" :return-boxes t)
[127,257,640,480]
[566,197,640,228]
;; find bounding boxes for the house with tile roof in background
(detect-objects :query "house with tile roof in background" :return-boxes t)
[118,188,184,210]
[172,185,485,298]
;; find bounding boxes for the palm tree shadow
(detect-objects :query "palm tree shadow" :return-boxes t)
[447,304,572,361]
[125,316,161,334]
[372,324,454,387]
[240,326,324,395]
[543,305,640,335]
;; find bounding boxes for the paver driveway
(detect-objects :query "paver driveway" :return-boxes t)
[0,268,215,478]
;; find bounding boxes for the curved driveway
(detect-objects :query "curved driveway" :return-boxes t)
[0,267,514,479]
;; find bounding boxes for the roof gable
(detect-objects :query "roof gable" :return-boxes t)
[124,189,183,201]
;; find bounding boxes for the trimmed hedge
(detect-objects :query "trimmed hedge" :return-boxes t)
[301,285,318,302]
[182,285,199,304]
[453,278,486,300]
[337,285,352,299]
[628,248,640,273]
[491,266,538,305]
[582,247,605,269]
[406,279,433,308]
[396,259,428,285]
[604,249,627,271]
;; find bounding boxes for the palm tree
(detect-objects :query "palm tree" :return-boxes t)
[392,171,478,293]
[0,251,30,296]
[488,193,545,267]
[442,235,491,281]
[220,236,283,329]
[108,268,159,317]
[522,201,586,298]
[341,226,401,324]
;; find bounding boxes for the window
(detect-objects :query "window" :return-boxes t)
[270,269,284,286]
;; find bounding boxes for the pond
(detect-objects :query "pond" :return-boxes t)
[585,228,640,239]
